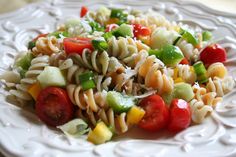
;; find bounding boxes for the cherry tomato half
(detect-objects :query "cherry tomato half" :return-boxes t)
[200,43,227,66]
[80,6,88,18]
[138,94,169,132]
[132,24,151,38]
[63,37,93,55]
[36,87,74,127]
[179,58,189,65]
[168,99,191,132]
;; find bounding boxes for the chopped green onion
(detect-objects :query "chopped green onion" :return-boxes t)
[79,71,94,82]
[102,32,113,41]
[79,71,96,90]
[112,24,133,37]
[180,28,199,46]
[92,40,108,51]
[193,61,208,83]
[173,36,181,45]
[89,21,104,32]
[57,118,90,138]
[148,49,162,59]
[28,41,36,49]
[81,80,96,91]
[202,31,212,41]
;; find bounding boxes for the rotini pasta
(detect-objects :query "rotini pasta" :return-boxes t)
[32,36,60,56]
[207,62,227,79]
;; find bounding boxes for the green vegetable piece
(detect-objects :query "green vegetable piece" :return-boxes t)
[159,44,184,67]
[180,28,199,46]
[16,53,34,71]
[49,31,69,38]
[148,49,162,59]
[57,118,90,138]
[65,18,81,29]
[79,71,94,83]
[102,32,113,41]
[193,61,208,83]
[112,24,134,37]
[81,80,96,91]
[89,21,104,32]
[28,41,36,49]
[174,82,194,102]
[202,31,212,41]
[37,66,66,88]
[106,91,136,113]
[110,8,128,24]
[92,40,108,51]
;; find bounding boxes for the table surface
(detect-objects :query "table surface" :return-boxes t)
[0,0,235,157]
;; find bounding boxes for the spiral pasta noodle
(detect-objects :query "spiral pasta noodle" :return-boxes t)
[70,49,109,75]
[174,64,196,84]
[206,76,235,97]
[9,55,50,104]
[207,62,227,79]
[32,36,60,56]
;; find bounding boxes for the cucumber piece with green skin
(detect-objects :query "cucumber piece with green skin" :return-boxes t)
[37,66,66,88]
[174,82,194,102]
[159,44,184,67]
[112,24,134,38]
[180,28,199,46]
[106,91,137,113]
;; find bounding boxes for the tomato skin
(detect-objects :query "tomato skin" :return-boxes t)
[36,87,74,127]
[179,58,189,65]
[168,99,191,132]
[200,44,227,66]
[132,24,151,38]
[80,6,88,17]
[105,24,119,32]
[63,37,93,55]
[138,94,169,132]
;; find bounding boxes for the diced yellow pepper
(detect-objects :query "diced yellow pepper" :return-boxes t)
[174,77,184,83]
[28,82,42,100]
[106,18,119,25]
[173,68,179,80]
[87,121,113,145]
[127,106,145,125]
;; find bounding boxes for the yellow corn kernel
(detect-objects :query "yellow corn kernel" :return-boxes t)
[127,106,145,125]
[174,77,184,83]
[87,122,112,145]
[28,82,42,100]
[106,18,119,25]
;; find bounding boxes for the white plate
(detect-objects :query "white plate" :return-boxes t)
[0,0,236,157]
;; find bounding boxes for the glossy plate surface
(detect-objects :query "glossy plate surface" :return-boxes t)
[0,0,236,157]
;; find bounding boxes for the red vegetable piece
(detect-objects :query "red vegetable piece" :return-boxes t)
[80,6,88,18]
[132,24,151,38]
[105,24,119,32]
[179,58,189,65]
[36,87,74,127]
[168,99,191,132]
[138,94,169,132]
[200,44,227,66]
[63,37,93,55]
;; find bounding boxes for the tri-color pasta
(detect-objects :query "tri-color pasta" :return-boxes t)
[0,6,235,144]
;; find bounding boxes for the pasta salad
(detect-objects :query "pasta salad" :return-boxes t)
[0,6,235,144]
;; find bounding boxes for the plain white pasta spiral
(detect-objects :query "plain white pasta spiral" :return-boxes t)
[70,49,109,75]
[9,55,49,104]
[206,76,235,97]
[176,39,200,62]
[189,99,213,124]
[32,36,60,56]
[108,36,149,65]
[175,64,196,84]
